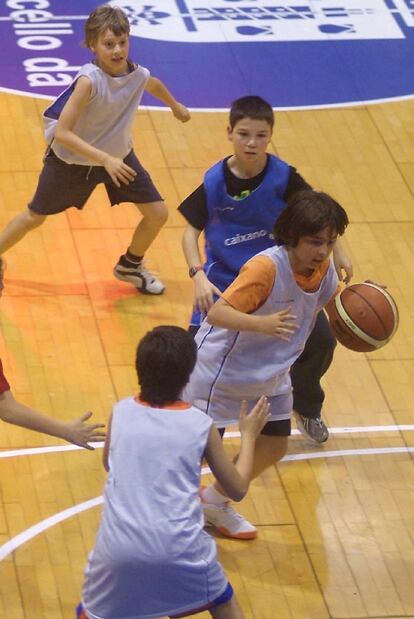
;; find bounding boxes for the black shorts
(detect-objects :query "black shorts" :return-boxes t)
[29,149,162,215]
[218,417,291,438]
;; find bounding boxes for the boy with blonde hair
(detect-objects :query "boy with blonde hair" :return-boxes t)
[0,4,190,294]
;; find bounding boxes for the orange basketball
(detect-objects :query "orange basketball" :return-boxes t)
[328,282,399,352]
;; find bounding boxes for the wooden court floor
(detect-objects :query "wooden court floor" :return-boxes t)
[0,92,413,619]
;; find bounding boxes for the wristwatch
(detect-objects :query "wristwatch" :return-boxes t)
[189,265,203,278]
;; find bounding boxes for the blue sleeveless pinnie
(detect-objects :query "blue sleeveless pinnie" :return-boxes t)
[190,155,290,326]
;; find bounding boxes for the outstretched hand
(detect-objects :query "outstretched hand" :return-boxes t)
[66,411,106,450]
[239,396,271,439]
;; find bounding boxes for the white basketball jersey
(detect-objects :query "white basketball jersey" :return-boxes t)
[44,62,149,165]
[82,397,228,619]
[185,245,338,425]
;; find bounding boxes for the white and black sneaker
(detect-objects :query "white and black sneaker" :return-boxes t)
[114,255,165,295]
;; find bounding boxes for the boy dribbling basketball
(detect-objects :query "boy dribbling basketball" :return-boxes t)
[184,190,349,539]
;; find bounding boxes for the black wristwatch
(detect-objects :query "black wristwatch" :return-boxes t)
[189,265,203,278]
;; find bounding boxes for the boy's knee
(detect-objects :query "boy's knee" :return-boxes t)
[273,437,288,461]
[143,202,168,227]
[154,203,169,226]
[258,435,288,463]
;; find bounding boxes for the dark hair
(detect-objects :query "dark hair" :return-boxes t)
[229,96,274,130]
[84,4,130,48]
[136,326,197,407]
[273,190,349,247]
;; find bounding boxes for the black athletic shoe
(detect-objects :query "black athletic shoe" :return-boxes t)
[294,412,329,443]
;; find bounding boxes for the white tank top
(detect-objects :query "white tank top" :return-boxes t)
[44,62,149,165]
[186,246,338,422]
[82,398,228,618]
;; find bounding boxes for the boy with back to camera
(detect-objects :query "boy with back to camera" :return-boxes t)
[179,95,352,442]
[0,4,190,295]
[77,325,270,619]
[183,191,349,540]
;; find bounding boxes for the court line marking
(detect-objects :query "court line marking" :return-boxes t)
[224,424,414,439]
[0,445,413,562]
[0,85,413,109]
[0,443,96,459]
[0,497,103,562]
[1,425,413,459]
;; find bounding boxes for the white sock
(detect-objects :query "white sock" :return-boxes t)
[202,484,229,505]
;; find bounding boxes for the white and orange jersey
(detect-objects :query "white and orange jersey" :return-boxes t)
[184,245,338,427]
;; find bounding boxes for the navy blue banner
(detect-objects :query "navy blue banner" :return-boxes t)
[0,0,413,109]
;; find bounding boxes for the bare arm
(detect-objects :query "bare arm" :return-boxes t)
[182,223,203,270]
[208,297,297,341]
[204,426,249,501]
[204,397,270,501]
[333,238,353,284]
[182,223,221,313]
[145,76,190,122]
[54,77,136,187]
[0,389,105,450]
[54,77,103,163]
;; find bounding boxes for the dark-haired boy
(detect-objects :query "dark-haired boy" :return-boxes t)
[183,190,349,540]
[78,325,270,619]
[179,95,352,449]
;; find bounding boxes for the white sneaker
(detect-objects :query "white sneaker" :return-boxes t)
[202,502,257,540]
[114,258,165,295]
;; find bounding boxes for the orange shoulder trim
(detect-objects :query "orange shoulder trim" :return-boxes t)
[135,396,191,410]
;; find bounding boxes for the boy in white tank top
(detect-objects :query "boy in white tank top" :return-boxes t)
[0,5,190,295]
[183,190,349,540]
[78,325,270,619]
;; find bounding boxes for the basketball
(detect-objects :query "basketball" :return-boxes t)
[328,282,399,352]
